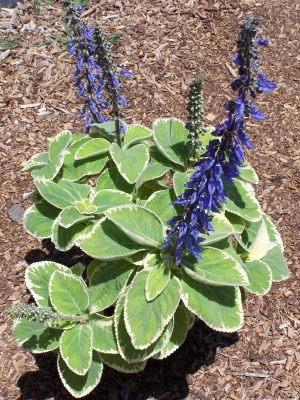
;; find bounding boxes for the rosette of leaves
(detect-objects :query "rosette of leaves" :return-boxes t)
[22,120,288,336]
[22,119,191,253]
[13,115,289,397]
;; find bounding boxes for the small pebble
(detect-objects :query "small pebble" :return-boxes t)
[8,204,23,222]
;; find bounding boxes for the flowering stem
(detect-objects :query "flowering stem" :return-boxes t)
[163,14,277,265]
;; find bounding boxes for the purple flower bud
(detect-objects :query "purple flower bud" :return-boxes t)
[118,94,128,107]
[119,69,134,77]
[234,93,245,122]
[251,105,266,120]
[81,26,93,42]
[256,37,269,46]
[78,82,85,97]
[111,73,120,89]
[256,71,277,93]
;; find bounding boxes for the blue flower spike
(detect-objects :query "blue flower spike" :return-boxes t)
[163,14,277,265]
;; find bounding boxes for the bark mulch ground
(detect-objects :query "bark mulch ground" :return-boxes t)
[0,0,299,399]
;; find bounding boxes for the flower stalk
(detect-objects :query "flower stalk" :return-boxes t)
[62,0,132,138]
[163,14,277,265]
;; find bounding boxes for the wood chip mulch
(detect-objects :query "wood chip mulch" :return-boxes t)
[0,0,299,399]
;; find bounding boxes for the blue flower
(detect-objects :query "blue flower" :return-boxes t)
[256,37,269,46]
[82,26,93,42]
[64,4,130,134]
[234,93,245,124]
[256,71,277,93]
[163,15,276,264]
[250,104,266,120]
[119,69,134,77]
[118,94,128,107]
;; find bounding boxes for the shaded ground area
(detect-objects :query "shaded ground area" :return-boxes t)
[0,0,299,399]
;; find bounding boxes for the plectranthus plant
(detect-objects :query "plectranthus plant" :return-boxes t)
[7,14,288,399]
[62,0,132,137]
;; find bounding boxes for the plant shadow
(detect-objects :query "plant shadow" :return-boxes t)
[19,241,238,400]
[16,320,238,400]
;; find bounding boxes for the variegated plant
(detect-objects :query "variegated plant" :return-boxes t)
[8,117,288,397]
[7,13,289,399]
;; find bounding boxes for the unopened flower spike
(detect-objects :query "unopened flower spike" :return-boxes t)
[186,76,206,161]
[5,304,64,327]
[163,14,276,265]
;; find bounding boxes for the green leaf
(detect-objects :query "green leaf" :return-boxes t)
[24,200,60,239]
[75,138,110,160]
[262,213,284,251]
[124,270,181,349]
[225,212,246,234]
[149,144,182,171]
[25,261,70,307]
[59,206,92,228]
[144,189,178,226]
[105,205,164,247]
[91,189,132,214]
[31,152,65,180]
[201,213,237,245]
[70,263,86,277]
[152,118,189,167]
[77,218,146,260]
[49,271,89,315]
[90,121,116,142]
[49,130,72,162]
[261,243,289,282]
[245,219,271,261]
[98,352,146,373]
[88,259,134,313]
[34,178,77,209]
[238,160,259,184]
[135,163,169,189]
[73,199,97,215]
[60,324,93,375]
[110,143,149,184]
[13,319,62,353]
[61,138,108,181]
[96,167,135,194]
[181,270,244,332]
[89,315,118,354]
[173,171,191,197]
[115,291,174,363]
[181,248,249,286]
[224,179,262,222]
[56,180,91,201]
[242,260,272,295]
[122,124,152,149]
[153,303,194,360]
[145,254,170,301]
[51,219,86,251]
[58,351,103,398]
[22,152,49,172]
